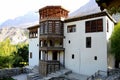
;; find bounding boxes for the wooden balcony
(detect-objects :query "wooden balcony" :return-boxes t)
[39,60,60,76]
[40,47,64,51]
[39,6,69,21]
[40,34,64,40]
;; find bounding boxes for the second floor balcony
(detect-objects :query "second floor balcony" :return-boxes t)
[40,38,64,51]
[40,34,64,39]
[40,46,64,51]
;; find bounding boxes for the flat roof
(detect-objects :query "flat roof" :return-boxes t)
[39,5,69,12]
[64,11,116,23]
[27,24,39,30]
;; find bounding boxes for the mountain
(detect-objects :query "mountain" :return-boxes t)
[0,27,28,44]
[1,0,119,29]
[69,0,101,17]
[0,11,39,44]
[69,0,120,22]
[0,0,120,45]
[0,11,39,28]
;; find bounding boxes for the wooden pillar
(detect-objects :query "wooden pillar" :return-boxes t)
[59,51,60,61]
[39,50,41,60]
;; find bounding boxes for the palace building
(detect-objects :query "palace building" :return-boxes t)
[27,5,116,76]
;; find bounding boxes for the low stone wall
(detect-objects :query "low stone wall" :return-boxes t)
[0,67,32,79]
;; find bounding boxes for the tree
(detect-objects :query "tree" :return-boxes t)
[0,38,29,68]
[0,38,16,56]
[13,43,28,67]
[0,39,16,68]
[111,22,120,68]
[96,0,120,14]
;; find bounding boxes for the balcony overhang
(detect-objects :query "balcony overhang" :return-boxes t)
[40,34,64,40]
[40,47,65,51]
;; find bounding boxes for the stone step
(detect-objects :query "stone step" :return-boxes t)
[27,73,42,80]
[42,69,72,80]
[32,76,41,80]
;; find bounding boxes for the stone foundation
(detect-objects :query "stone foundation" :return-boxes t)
[0,67,32,79]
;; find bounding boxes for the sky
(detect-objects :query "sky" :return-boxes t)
[0,0,89,24]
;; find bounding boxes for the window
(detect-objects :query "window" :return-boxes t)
[29,30,38,38]
[85,19,103,33]
[48,21,53,33]
[68,40,71,44]
[44,22,48,34]
[86,37,91,48]
[40,22,44,34]
[72,54,74,59]
[55,21,61,34]
[94,56,97,60]
[107,20,109,32]
[67,25,76,33]
[48,21,56,34]
[97,19,103,32]
[30,52,32,58]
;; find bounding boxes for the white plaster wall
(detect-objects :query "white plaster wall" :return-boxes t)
[106,17,115,69]
[59,51,64,65]
[64,16,109,76]
[29,28,39,67]
[108,53,115,69]
[106,17,114,40]
[48,51,52,60]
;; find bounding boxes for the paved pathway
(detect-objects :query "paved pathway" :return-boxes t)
[12,74,27,80]
[12,73,88,80]
[67,72,88,80]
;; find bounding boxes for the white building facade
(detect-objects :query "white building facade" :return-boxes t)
[64,12,115,75]
[28,7,115,76]
[28,25,40,67]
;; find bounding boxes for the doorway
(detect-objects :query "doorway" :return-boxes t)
[52,51,58,60]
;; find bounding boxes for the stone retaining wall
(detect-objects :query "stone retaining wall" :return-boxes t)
[0,67,32,79]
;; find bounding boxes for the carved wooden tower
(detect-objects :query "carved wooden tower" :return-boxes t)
[39,6,69,75]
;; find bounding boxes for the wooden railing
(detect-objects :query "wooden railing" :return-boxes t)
[40,34,64,39]
[39,60,60,76]
[40,47,64,51]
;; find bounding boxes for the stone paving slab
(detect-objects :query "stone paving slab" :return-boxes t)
[12,69,88,80]
[67,72,89,80]
[12,74,27,80]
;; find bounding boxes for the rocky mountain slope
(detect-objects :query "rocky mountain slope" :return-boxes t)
[0,11,39,28]
[0,11,38,44]
[69,0,101,17]
[0,0,120,45]
[0,27,28,44]
[69,0,120,22]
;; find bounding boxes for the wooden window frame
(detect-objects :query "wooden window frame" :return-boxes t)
[30,52,32,58]
[86,37,91,48]
[107,20,109,32]
[85,19,103,33]
[67,25,76,33]
[72,54,74,59]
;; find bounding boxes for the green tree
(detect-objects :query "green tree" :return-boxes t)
[13,43,28,67]
[0,38,16,68]
[96,0,120,15]
[0,38,29,68]
[111,22,120,68]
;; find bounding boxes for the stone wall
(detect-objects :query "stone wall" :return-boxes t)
[0,67,32,79]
